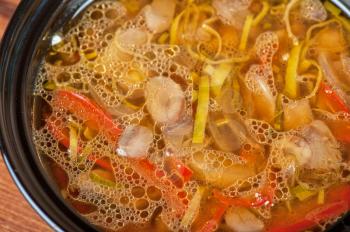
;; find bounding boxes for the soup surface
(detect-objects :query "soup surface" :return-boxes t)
[32,0,350,231]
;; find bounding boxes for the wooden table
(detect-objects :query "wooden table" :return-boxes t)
[0,1,51,231]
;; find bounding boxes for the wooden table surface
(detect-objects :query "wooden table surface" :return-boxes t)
[0,1,51,231]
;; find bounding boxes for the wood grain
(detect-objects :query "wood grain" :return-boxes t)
[0,0,52,231]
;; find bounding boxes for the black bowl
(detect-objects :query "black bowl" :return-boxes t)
[1,0,350,231]
[0,0,97,231]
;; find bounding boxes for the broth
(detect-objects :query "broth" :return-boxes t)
[32,0,350,231]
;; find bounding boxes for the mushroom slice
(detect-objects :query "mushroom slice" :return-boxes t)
[224,207,264,232]
[145,76,185,124]
[300,0,327,22]
[245,65,276,123]
[283,98,313,130]
[144,0,176,34]
[117,125,153,158]
[212,0,252,30]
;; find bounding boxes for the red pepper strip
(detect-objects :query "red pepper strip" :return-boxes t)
[131,159,187,216]
[197,202,228,232]
[324,117,350,143]
[213,187,274,208]
[47,120,186,215]
[317,82,350,113]
[269,201,348,232]
[165,157,193,183]
[87,155,114,172]
[46,119,70,148]
[52,90,121,141]
[268,184,350,232]
[173,159,193,182]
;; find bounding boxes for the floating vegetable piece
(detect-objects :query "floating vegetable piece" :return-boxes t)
[204,63,233,96]
[301,120,341,169]
[292,185,317,201]
[117,125,153,158]
[283,98,313,130]
[314,27,347,53]
[181,186,206,228]
[224,207,265,232]
[239,14,254,51]
[69,125,79,159]
[90,169,116,187]
[268,184,350,232]
[193,76,210,144]
[212,0,253,30]
[52,90,121,142]
[208,115,247,152]
[145,76,185,124]
[323,115,350,143]
[196,201,228,232]
[189,151,255,188]
[213,187,274,208]
[284,43,302,99]
[144,0,176,34]
[252,1,270,26]
[316,82,350,113]
[246,65,276,123]
[301,0,327,22]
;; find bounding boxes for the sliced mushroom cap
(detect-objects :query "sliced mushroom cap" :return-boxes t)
[224,207,264,232]
[117,28,148,47]
[283,121,341,170]
[245,65,276,123]
[212,0,252,30]
[208,114,247,152]
[189,151,255,188]
[144,0,176,34]
[117,125,153,158]
[283,98,313,131]
[145,76,186,124]
[300,0,327,22]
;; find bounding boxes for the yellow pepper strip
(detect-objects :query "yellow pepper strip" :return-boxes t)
[90,169,117,187]
[186,44,249,64]
[317,189,325,205]
[208,63,232,96]
[337,16,350,32]
[193,76,210,144]
[191,71,200,85]
[304,60,323,99]
[239,14,254,51]
[324,1,341,16]
[83,49,98,61]
[69,125,78,159]
[122,99,141,110]
[324,1,350,32]
[43,80,56,91]
[232,76,241,107]
[158,32,169,44]
[170,9,188,45]
[292,185,317,201]
[274,94,283,131]
[283,0,300,45]
[252,1,270,27]
[215,117,229,127]
[180,186,206,228]
[192,90,198,102]
[284,43,302,99]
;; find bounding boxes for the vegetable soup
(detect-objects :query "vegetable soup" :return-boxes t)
[32,0,350,231]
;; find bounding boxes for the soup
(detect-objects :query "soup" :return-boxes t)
[32,0,350,231]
